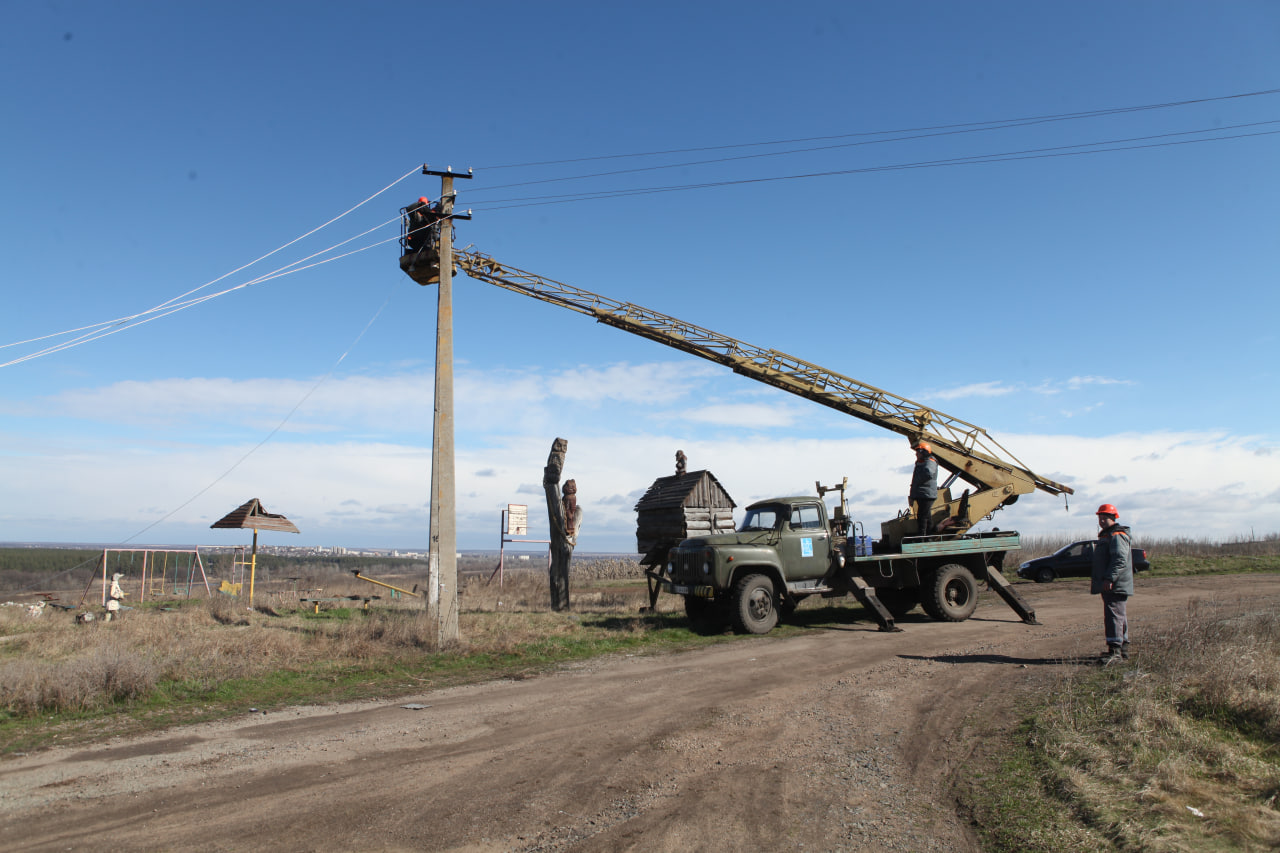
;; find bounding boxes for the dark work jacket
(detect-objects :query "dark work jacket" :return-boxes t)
[910,454,938,500]
[1091,523,1134,596]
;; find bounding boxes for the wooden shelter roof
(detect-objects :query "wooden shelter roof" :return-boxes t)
[210,498,300,533]
[634,470,736,512]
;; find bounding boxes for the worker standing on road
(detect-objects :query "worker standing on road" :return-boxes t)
[1091,504,1133,664]
[910,441,938,536]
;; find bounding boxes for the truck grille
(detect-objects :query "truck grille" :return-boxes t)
[668,549,703,583]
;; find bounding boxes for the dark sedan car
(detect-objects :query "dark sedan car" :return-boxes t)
[1017,540,1150,583]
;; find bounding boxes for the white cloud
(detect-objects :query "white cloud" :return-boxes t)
[682,403,797,427]
[1065,375,1135,390]
[925,375,1135,403]
[925,381,1019,401]
[2,366,1278,550]
[544,362,719,403]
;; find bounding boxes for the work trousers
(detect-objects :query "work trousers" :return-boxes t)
[1102,590,1129,647]
[913,497,934,536]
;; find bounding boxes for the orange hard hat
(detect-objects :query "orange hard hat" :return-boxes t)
[1096,503,1119,518]
[418,196,430,205]
[914,441,932,454]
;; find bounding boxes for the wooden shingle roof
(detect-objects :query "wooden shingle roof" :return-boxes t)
[210,498,300,533]
[634,470,736,512]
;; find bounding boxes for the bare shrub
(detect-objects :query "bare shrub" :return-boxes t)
[460,571,549,612]
[329,609,440,656]
[0,640,158,714]
[207,595,249,626]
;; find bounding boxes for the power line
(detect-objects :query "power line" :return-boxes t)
[461,121,1280,211]
[118,292,393,546]
[470,93,1280,195]
[7,289,395,588]
[0,169,420,368]
[7,92,1277,366]
[479,87,1280,170]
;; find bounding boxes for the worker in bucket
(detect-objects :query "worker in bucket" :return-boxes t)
[1092,504,1133,665]
[909,441,938,536]
[106,572,125,622]
[404,197,441,255]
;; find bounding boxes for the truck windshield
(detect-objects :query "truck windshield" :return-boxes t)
[739,505,785,532]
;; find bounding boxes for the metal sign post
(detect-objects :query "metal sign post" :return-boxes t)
[488,504,550,586]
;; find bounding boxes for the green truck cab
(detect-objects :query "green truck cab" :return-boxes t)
[658,494,1036,635]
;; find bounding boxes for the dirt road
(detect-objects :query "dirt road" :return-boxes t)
[3,574,1277,852]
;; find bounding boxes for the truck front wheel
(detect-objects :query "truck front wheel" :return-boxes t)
[923,564,979,622]
[731,573,778,635]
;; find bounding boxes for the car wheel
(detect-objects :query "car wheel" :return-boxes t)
[924,564,979,622]
[731,573,778,635]
[1035,567,1055,584]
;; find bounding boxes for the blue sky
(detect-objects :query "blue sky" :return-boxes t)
[2,1,1277,552]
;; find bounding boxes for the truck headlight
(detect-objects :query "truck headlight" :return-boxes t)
[702,549,714,575]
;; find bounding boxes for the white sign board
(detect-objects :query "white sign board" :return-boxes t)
[507,504,528,536]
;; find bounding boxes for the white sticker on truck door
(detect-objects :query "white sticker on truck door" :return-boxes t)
[801,537,813,557]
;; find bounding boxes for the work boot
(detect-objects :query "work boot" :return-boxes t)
[1121,641,1131,660]
[1099,645,1124,666]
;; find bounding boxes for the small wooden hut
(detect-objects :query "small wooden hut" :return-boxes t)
[634,470,736,565]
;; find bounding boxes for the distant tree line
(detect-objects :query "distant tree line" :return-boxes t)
[0,549,101,594]
[0,549,433,595]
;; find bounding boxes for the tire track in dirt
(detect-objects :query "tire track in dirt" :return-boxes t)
[2,575,1276,852]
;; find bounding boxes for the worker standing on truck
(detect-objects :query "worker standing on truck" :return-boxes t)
[1091,503,1133,665]
[910,441,938,536]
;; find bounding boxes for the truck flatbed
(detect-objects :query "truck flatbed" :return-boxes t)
[856,529,1021,560]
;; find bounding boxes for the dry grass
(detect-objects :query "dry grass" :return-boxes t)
[0,600,317,715]
[0,559,669,720]
[1016,533,1280,562]
[1029,595,1280,850]
[460,566,669,615]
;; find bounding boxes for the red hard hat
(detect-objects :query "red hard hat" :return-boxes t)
[418,197,430,205]
[1096,503,1119,518]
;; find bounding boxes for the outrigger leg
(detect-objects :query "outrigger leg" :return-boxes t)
[983,566,1039,624]
[846,577,900,632]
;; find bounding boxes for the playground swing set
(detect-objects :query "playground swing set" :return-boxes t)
[90,548,212,608]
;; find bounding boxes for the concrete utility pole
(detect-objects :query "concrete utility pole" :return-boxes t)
[419,166,472,646]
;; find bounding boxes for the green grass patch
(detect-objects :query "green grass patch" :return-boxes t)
[1147,554,1280,577]
[958,717,1111,852]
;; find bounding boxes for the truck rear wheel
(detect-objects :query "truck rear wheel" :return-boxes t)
[731,573,778,635]
[923,564,978,622]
